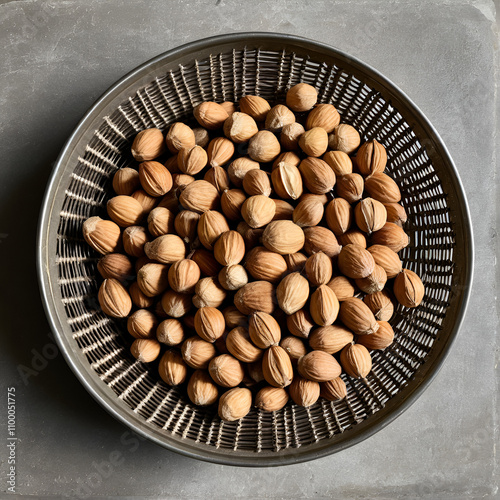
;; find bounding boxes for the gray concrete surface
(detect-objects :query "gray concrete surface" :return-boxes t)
[0,0,498,498]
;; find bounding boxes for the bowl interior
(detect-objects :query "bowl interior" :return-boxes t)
[39,34,472,466]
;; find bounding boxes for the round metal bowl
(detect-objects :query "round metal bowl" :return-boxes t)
[37,33,473,466]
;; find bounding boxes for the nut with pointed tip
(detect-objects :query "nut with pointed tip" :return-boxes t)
[194,307,225,343]
[227,157,260,187]
[147,207,175,237]
[248,130,281,163]
[280,122,305,150]
[365,173,401,204]
[371,222,409,253]
[98,279,132,318]
[265,104,295,133]
[122,226,149,258]
[127,309,158,339]
[289,376,320,407]
[221,188,247,220]
[181,336,217,369]
[113,167,140,195]
[328,124,361,154]
[299,127,328,158]
[213,230,245,267]
[338,244,376,279]
[286,309,315,339]
[340,343,372,378]
[309,324,354,354]
[192,276,226,308]
[144,234,186,264]
[137,262,169,297]
[320,377,347,401]
[262,220,305,255]
[326,276,356,301]
[276,272,310,315]
[271,162,303,200]
[303,226,341,258]
[357,321,395,350]
[207,137,235,168]
[168,259,200,293]
[239,95,271,122]
[394,269,425,308]
[209,354,245,388]
[218,387,252,421]
[156,318,185,346]
[179,180,220,213]
[107,196,144,227]
[309,285,339,326]
[166,122,196,153]
[218,264,248,291]
[323,150,353,176]
[161,290,192,318]
[363,290,395,321]
[197,210,230,250]
[298,350,341,382]
[354,197,387,234]
[234,281,276,315]
[262,345,294,388]
[244,246,287,283]
[339,297,379,335]
[356,139,387,176]
[177,145,208,175]
[286,83,317,112]
[241,195,276,229]
[355,265,387,294]
[194,101,229,130]
[255,386,289,412]
[280,335,307,365]
[130,338,160,363]
[292,198,323,230]
[325,198,353,236]
[188,370,219,406]
[158,350,188,386]
[249,312,281,349]
[97,253,134,282]
[305,252,333,286]
[223,111,258,143]
[306,104,340,133]
[226,326,263,363]
[242,169,272,197]
[299,157,336,194]
[131,128,165,161]
[336,173,364,204]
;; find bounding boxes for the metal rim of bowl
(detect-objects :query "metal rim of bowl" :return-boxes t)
[37,32,474,467]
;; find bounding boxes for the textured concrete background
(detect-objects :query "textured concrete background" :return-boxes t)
[0,0,498,498]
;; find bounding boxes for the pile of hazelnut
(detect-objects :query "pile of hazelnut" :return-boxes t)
[83,83,424,422]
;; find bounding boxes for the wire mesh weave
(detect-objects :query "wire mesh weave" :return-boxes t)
[55,46,455,456]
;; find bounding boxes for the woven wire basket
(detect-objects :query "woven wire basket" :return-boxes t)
[38,33,473,466]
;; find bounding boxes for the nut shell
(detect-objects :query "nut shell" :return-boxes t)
[218,387,252,421]
[131,128,165,161]
[255,386,289,412]
[262,345,294,388]
[340,343,372,379]
[298,350,341,382]
[309,324,354,354]
[339,297,379,336]
[394,269,425,308]
[262,220,305,255]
